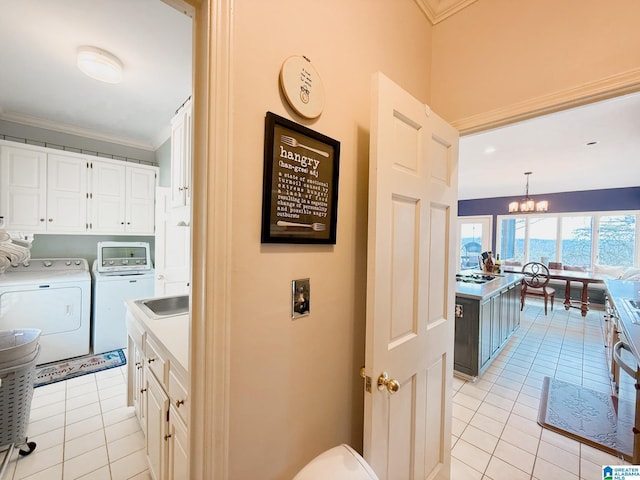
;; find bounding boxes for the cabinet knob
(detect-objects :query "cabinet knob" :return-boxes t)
[48,218,53,222]
[140,388,147,393]
[148,358,156,364]
[40,218,45,222]
[164,434,172,441]
[175,399,185,408]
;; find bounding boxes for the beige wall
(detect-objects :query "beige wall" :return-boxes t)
[431,0,640,125]
[227,1,432,478]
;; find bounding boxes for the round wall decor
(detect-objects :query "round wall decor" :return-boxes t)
[279,56,325,119]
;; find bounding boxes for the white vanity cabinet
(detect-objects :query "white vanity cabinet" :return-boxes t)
[167,403,189,479]
[170,98,192,208]
[127,315,147,435]
[146,370,169,480]
[0,144,88,232]
[126,304,189,480]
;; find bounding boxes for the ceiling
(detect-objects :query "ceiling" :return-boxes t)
[459,90,640,200]
[0,0,192,151]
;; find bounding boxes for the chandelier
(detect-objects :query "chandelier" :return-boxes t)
[508,172,548,213]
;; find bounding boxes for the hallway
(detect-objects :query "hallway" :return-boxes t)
[451,300,630,480]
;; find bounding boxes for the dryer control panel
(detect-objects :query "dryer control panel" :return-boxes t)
[96,241,152,274]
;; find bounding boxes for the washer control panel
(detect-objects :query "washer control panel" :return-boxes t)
[6,258,89,272]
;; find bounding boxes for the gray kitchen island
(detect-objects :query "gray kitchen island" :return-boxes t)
[454,272,523,379]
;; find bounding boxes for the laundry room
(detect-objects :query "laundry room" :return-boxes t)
[0,2,193,477]
[0,0,192,360]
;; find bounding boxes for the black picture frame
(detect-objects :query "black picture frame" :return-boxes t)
[261,112,340,244]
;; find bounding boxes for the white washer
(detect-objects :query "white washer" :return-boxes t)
[0,258,91,365]
[91,242,154,354]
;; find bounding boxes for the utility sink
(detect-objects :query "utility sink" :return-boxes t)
[136,295,190,319]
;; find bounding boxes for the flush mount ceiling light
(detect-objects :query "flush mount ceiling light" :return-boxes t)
[77,46,123,84]
[508,171,549,213]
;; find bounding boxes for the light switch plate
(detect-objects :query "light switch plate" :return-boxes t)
[292,278,310,319]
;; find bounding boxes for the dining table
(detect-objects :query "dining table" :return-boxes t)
[504,267,605,317]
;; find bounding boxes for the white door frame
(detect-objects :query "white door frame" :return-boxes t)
[185,0,233,479]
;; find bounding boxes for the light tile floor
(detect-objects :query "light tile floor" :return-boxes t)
[2,300,633,479]
[1,362,148,480]
[451,299,633,480]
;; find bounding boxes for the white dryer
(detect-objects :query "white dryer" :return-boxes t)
[91,242,154,354]
[0,258,91,365]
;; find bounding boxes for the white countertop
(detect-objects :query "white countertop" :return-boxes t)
[455,271,523,300]
[126,298,189,373]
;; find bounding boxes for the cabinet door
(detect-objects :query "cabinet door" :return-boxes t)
[46,154,88,232]
[126,166,156,234]
[170,100,192,208]
[133,345,147,435]
[168,406,189,480]
[453,298,478,376]
[89,161,126,233]
[513,283,521,328]
[500,288,510,343]
[506,284,516,334]
[490,294,501,354]
[479,299,492,368]
[146,370,169,480]
[0,145,47,231]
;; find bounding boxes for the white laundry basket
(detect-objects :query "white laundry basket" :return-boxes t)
[0,329,41,479]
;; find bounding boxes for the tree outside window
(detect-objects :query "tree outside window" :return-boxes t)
[598,215,636,266]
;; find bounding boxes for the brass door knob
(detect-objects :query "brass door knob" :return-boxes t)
[377,372,400,394]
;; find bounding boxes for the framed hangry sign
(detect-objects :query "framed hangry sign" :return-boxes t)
[261,112,340,244]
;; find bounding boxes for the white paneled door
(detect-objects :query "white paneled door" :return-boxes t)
[364,72,459,480]
[154,187,191,296]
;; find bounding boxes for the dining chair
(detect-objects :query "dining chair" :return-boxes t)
[521,262,556,315]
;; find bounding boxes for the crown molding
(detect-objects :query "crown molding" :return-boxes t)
[414,0,478,24]
[452,67,640,134]
[0,110,157,151]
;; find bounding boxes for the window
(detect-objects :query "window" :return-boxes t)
[496,211,639,268]
[528,217,557,264]
[458,217,491,270]
[597,215,636,267]
[499,217,525,264]
[561,216,593,268]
